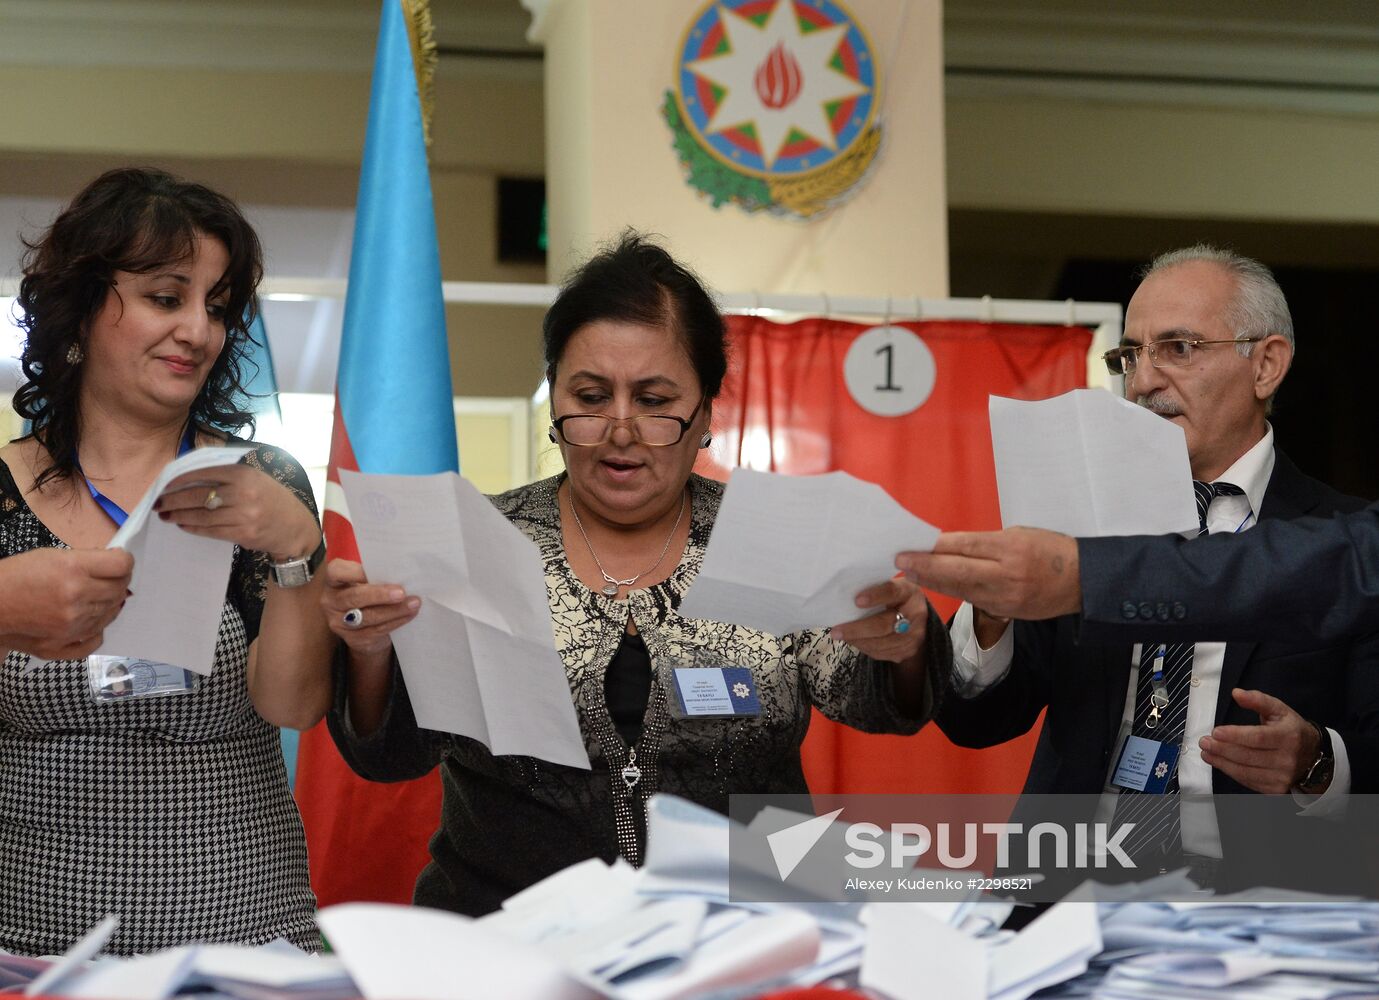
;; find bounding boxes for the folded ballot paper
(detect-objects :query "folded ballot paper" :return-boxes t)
[95,446,251,674]
[678,468,940,636]
[339,470,589,770]
[989,389,1199,538]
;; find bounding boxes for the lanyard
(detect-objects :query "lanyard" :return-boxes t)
[1146,644,1170,729]
[77,424,196,527]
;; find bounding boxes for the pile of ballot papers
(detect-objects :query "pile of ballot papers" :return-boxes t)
[1041,886,1379,999]
[7,796,1379,1000]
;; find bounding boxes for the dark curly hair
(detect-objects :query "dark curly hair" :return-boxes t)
[543,231,728,399]
[13,166,264,487]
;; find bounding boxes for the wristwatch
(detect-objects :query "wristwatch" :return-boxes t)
[271,535,327,589]
[1296,721,1335,793]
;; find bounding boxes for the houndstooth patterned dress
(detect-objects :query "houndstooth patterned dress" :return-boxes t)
[0,444,318,957]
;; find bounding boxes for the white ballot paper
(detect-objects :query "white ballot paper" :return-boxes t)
[94,446,251,675]
[989,389,1198,537]
[677,468,939,636]
[318,903,597,1000]
[339,470,589,769]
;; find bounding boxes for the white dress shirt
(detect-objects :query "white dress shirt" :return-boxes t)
[950,426,1351,857]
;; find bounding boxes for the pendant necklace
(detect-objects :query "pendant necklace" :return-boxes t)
[569,489,687,598]
[621,746,642,792]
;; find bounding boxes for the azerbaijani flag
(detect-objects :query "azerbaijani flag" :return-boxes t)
[241,306,282,426]
[293,0,457,906]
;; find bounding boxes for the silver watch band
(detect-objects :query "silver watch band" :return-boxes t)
[271,535,326,589]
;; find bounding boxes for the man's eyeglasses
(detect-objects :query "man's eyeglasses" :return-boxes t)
[1102,337,1262,376]
[551,396,706,447]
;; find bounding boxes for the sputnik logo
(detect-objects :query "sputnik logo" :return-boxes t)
[765,807,845,880]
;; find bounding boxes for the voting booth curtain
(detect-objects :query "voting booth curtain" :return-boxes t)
[696,315,1091,796]
[299,315,1091,907]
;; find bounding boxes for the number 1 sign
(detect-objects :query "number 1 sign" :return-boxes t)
[843,326,936,417]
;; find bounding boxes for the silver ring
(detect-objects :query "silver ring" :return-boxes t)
[342,608,364,629]
[892,611,911,635]
[204,488,224,511]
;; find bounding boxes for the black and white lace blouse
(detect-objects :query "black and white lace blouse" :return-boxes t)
[330,472,951,918]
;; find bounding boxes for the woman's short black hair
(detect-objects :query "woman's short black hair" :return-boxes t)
[542,231,728,399]
[13,166,264,487]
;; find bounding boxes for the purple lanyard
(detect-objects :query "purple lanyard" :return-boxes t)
[77,424,196,527]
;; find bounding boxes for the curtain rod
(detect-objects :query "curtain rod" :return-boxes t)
[0,277,1122,389]
[247,277,1123,328]
[263,277,1125,324]
[0,275,1122,327]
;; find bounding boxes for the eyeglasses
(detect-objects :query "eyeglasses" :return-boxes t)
[1102,337,1262,376]
[551,396,706,447]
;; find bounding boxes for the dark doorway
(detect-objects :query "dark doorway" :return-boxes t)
[950,209,1379,501]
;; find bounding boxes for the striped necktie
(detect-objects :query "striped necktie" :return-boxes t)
[1110,480,1246,862]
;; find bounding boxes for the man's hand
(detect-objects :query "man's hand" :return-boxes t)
[896,527,1081,621]
[1199,688,1325,794]
[0,548,134,660]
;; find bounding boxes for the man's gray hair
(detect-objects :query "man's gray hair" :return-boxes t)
[1142,244,1294,356]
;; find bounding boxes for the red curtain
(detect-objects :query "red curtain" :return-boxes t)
[696,316,1091,795]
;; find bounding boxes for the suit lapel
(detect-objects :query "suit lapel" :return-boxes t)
[1217,642,1255,725]
[1215,449,1318,725]
[1103,643,1134,751]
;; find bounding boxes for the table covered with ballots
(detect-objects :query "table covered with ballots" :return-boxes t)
[7,793,1379,1000]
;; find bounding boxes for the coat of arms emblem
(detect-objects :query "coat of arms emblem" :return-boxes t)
[664,0,882,219]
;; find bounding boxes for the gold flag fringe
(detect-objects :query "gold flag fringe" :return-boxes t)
[401,0,437,148]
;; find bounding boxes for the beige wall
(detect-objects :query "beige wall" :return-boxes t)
[947,93,1379,225]
[0,58,548,399]
[537,0,949,297]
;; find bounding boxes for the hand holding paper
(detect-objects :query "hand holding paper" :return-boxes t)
[0,547,133,662]
[678,469,940,636]
[153,457,323,564]
[95,446,251,674]
[340,470,589,769]
[989,388,1198,537]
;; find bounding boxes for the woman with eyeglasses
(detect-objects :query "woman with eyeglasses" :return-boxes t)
[322,233,950,916]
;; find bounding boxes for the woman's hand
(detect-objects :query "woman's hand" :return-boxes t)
[0,548,134,660]
[321,559,421,659]
[154,464,321,562]
[828,576,929,664]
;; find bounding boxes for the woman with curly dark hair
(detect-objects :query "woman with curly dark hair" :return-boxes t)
[0,167,331,955]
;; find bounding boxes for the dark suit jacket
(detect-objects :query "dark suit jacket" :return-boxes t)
[938,450,1379,799]
[1079,500,1379,647]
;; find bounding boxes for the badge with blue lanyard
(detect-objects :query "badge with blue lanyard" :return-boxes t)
[83,426,202,702]
[1109,645,1180,793]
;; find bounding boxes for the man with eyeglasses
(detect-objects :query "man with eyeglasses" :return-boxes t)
[932,245,1379,888]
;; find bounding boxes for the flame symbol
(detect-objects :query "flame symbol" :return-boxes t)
[754,42,802,110]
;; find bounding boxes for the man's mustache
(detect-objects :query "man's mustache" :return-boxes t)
[1136,392,1184,417]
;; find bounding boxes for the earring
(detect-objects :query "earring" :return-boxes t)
[700,432,712,448]
[66,342,84,365]
[547,426,557,444]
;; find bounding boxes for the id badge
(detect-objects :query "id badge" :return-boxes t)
[87,655,200,703]
[1110,734,1180,793]
[669,666,762,719]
